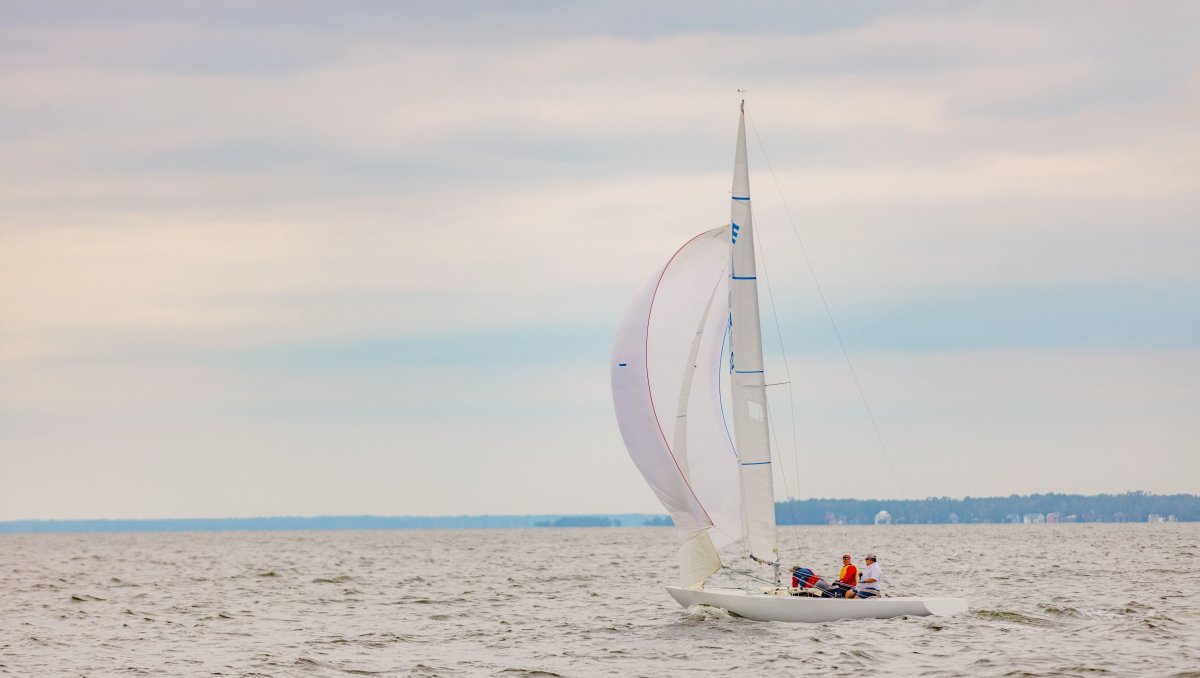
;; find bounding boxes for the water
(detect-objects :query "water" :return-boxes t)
[2,524,1197,676]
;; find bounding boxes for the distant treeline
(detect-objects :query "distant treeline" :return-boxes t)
[0,513,664,534]
[774,491,1199,525]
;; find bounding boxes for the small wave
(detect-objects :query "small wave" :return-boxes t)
[841,648,881,662]
[1142,613,1184,630]
[70,594,104,602]
[682,604,734,621]
[313,575,354,584]
[307,634,421,649]
[408,664,460,675]
[257,571,278,577]
[765,652,807,663]
[294,657,384,675]
[973,609,1055,626]
[496,669,563,677]
[355,632,423,646]
[1037,603,1081,617]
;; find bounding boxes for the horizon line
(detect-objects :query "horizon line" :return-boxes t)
[3,489,1195,527]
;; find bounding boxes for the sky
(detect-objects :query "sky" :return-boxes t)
[1,1,1198,521]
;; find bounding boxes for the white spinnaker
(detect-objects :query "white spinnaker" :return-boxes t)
[729,106,778,563]
[612,225,737,587]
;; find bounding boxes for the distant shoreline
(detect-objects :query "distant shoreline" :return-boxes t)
[0,517,1192,535]
[3,492,1196,533]
[0,514,665,534]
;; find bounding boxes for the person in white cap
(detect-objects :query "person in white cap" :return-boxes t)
[845,553,882,599]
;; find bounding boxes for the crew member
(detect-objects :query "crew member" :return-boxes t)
[833,554,858,596]
[846,553,882,599]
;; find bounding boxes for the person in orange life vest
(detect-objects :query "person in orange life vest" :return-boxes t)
[832,554,858,596]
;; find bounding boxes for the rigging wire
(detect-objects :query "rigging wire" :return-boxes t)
[745,108,907,498]
[766,385,800,552]
[721,565,782,588]
[748,213,804,553]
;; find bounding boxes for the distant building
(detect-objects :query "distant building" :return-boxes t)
[874,510,892,525]
[1046,512,1060,524]
[1023,513,1045,524]
[948,512,960,524]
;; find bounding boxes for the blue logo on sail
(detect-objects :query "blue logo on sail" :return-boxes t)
[731,222,741,244]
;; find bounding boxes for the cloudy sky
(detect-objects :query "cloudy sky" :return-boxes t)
[2,1,1198,520]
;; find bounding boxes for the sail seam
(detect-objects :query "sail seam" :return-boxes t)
[642,229,720,529]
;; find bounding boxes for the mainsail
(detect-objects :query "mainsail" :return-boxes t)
[728,104,778,563]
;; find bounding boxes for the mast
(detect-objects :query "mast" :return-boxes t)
[729,100,778,566]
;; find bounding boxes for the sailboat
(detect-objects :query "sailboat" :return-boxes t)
[610,102,968,623]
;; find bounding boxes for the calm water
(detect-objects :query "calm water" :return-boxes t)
[1,524,1197,676]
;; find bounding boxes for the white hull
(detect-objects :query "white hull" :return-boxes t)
[666,586,968,623]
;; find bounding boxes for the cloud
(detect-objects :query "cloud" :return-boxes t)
[2,2,1198,518]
